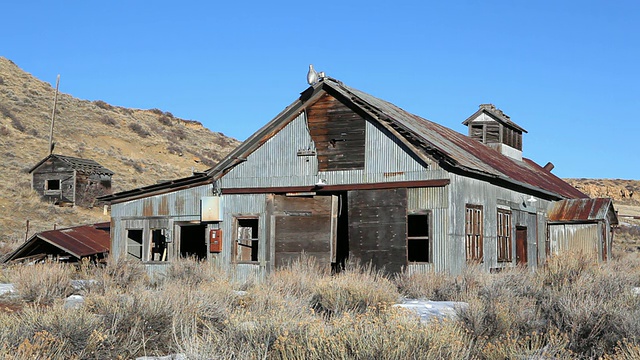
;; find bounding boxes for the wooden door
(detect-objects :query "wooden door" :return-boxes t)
[273,195,338,269]
[516,227,527,265]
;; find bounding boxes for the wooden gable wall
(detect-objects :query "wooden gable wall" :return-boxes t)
[306,93,366,171]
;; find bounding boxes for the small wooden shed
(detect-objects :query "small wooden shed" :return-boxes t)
[29,154,114,207]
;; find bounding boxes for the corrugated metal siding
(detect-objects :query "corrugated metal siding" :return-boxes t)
[548,223,599,258]
[220,194,267,273]
[111,184,211,219]
[221,112,318,188]
[220,111,446,189]
[365,121,440,176]
[447,174,552,274]
[407,187,449,211]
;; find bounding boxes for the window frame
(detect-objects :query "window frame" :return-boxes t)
[126,229,144,260]
[45,179,61,191]
[497,209,512,263]
[233,215,260,263]
[465,204,484,262]
[149,228,169,262]
[407,211,432,264]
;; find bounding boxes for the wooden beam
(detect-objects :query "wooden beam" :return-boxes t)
[222,179,450,195]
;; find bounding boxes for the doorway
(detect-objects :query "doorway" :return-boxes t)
[179,224,208,260]
[516,226,527,265]
[333,192,349,272]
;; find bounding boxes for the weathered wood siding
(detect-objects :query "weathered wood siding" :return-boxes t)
[447,174,552,274]
[348,188,407,274]
[31,157,75,203]
[220,104,446,190]
[307,93,366,171]
[75,173,112,207]
[272,195,335,269]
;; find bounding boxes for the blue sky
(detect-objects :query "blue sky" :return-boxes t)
[1,1,638,179]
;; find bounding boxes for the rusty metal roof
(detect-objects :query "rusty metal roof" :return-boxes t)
[548,198,618,224]
[3,222,110,262]
[326,79,586,199]
[29,154,114,175]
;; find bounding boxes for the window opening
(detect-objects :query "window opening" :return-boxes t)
[407,213,430,263]
[180,224,208,260]
[236,218,258,262]
[126,229,143,260]
[465,205,483,262]
[497,209,512,262]
[46,179,60,190]
[150,229,168,261]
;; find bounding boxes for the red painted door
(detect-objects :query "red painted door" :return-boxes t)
[516,227,527,265]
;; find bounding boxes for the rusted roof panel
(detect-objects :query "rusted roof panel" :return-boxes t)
[548,198,618,224]
[3,222,110,263]
[328,80,587,199]
[38,222,111,258]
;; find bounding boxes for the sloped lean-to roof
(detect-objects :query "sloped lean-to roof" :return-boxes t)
[2,222,111,263]
[29,154,114,175]
[548,198,618,225]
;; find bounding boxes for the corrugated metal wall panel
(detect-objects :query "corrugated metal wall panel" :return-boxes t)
[365,121,440,174]
[222,112,318,188]
[446,174,552,273]
[549,223,599,258]
[220,194,267,270]
[111,184,212,219]
[220,113,446,189]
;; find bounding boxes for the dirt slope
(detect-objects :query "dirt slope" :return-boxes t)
[0,57,239,250]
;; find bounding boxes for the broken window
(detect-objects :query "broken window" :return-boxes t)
[465,205,483,262]
[235,217,258,262]
[497,209,512,262]
[126,229,143,260]
[45,179,60,190]
[149,229,168,262]
[407,213,431,263]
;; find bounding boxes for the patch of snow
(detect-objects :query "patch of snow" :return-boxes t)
[63,295,85,309]
[0,284,14,296]
[394,299,468,324]
[632,287,640,296]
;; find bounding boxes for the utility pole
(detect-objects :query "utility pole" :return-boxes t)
[48,75,60,155]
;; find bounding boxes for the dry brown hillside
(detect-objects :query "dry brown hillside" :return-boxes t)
[0,57,239,251]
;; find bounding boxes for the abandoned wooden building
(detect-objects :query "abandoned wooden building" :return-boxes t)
[2,222,110,264]
[98,75,616,277]
[30,154,114,207]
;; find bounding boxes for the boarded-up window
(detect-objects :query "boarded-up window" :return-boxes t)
[149,229,168,261]
[497,209,512,262]
[126,229,143,260]
[45,179,60,190]
[465,205,483,262]
[407,213,430,263]
[235,218,259,262]
[470,124,484,142]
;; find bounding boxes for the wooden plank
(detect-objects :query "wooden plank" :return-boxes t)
[348,188,407,274]
[223,179,450,194]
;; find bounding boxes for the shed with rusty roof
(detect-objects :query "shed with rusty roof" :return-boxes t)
[99,74,610,277]
[547,198,618,261]
[29,154,114,207]
[2,222,110,263]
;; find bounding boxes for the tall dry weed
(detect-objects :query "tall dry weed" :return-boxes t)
[12,262,73,305]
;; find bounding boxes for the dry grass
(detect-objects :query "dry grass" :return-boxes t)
[0,253,639,358]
